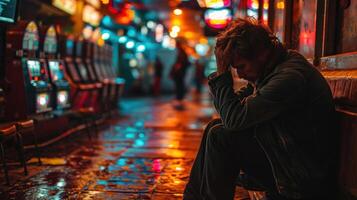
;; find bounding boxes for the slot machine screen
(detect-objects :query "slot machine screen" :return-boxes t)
[57,90,69,108]
[48,61,64,81]
[0,0,19,23]
[66,39,74,55]
[36,93,50,113]
[27,60,41,80]
[76,42,82,57]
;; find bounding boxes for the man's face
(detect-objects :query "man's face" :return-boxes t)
[230,52,269,83]
[231,56,263,82]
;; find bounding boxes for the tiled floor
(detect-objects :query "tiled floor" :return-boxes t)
[0,95,250,199]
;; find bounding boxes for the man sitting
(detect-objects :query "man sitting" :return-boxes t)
[184,18,338,200]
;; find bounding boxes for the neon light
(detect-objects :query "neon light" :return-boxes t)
[204,9,232,29]
[136,44,146,52]
[126,41,135,49]
[52,0,77,15]
[118,36,127,43]
[197,0,231,8]
[173,9,182,15]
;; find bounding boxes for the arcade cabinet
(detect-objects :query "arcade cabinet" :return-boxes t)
[0,0,20,121]
[41,26,70,111]
[4,21,53,120]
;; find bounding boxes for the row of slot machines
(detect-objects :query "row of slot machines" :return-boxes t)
[2,21,124,121]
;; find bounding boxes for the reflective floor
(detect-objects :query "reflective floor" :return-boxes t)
[0,94,250,199]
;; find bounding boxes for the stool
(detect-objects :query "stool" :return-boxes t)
[78,107,98,140]
[16,120,41,165]
[0,124,27,185]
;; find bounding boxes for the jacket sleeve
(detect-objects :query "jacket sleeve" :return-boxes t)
[208,69,306,131]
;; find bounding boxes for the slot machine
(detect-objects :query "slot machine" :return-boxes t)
[83,41,98,83]
[41,26,71,111]
[4,21,52,120]
[58,36,90,110]
[74,38,91,84]
[102,45,117,105]
[92,43,110,110]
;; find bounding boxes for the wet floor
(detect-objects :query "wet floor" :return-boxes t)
[0,94,250,199]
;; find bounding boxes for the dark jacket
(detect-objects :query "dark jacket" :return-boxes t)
[208,50,337,199]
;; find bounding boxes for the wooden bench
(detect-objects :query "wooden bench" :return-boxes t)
[322,69,357,199]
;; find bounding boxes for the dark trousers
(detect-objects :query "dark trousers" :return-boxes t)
[184,119,278,200]
[174,77,185,100]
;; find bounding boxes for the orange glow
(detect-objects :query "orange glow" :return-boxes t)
[263,0,269,9]
[97,37,105,46]
[184,31,195,38]
[277,1,284,9]
[199,37,208,44]
[251,0,259,9]
[172,19,181,26]
[101,0,109,4]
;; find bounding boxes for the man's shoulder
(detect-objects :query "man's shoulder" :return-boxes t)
[272,50,319,79]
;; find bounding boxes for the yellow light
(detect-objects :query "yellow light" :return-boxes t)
[263,1,269,10]
[184,31,194,38]
[170,31,178,38]
[172,25,180,33]
[277,1,285,9]
[97,37,105,46]
[101,0,109,4]
[199,37,208,44]
[172,19,181,26]
[173,8,182,15]
[252,0,259,9]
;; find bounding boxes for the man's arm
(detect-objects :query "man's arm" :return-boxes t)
[208,69,306,131]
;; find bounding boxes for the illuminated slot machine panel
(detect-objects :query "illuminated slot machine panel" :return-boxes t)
[93,44,104,81]
[291,0,317,59]
[75,41,90,83]
[84,41,98,82]
[48,60,70,108]
[26,59,52,113]
[42,26,71,110]
[65,39,81,83]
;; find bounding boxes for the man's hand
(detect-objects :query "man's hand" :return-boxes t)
[215,39,234,75]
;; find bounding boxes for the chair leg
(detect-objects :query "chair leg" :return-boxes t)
[0,143,10,185]
[32,130,42,166]
[93,118,98,137]
[85,120,92,141]
[15,134,28,176]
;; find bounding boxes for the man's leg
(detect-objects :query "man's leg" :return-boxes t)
[184,119,222,199]
[200,124,241,200]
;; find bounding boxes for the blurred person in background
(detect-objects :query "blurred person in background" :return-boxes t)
[170,40,190,110]
[153,56,163,96]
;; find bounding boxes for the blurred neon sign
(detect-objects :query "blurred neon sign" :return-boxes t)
[197,0,231,8]
[52,0,77,15]
[86,0,100,8]
[83,5,102,26]
[204,9,232,29]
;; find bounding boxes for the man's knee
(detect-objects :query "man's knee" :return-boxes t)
[205,118,222,132]
[206,124,227,148]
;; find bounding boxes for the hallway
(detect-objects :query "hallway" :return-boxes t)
[0,95,249,199]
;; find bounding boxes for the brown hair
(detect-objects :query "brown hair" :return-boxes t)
[216,17,285,64]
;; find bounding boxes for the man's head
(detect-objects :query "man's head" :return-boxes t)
[216,18,284,82]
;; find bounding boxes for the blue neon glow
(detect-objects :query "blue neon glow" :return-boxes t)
[118,36,128,43]
[126,41,135,49]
